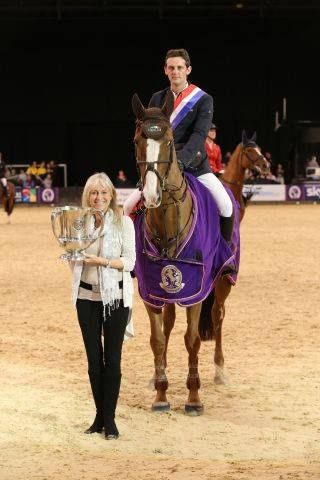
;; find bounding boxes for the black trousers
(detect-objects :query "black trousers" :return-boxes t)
[76,299,129,418]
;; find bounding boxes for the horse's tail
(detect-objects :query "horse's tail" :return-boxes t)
[198,289,215,341]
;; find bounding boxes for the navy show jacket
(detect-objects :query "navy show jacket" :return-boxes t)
[149,87,213,177]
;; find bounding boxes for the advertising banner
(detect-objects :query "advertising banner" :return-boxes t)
[14,187,59,204]
[286,185,305,201]
[14,187,37,203]
[243,184,286,202]
[303,183,320,201]
[286,183,320,201]
[37,187,59,204]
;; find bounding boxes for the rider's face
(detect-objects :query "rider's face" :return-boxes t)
[164,57,192,92]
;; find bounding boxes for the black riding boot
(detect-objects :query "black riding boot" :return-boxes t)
[219,213,234,244]
[103,372,122,440]
[84,371,104,434]
[220,213,238,276]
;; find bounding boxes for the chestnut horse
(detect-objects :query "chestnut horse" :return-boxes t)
[0,181,15,223]
[198,131,270,384]
[132,92,269,414]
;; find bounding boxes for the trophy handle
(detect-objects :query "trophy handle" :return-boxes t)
[51,208,62,241]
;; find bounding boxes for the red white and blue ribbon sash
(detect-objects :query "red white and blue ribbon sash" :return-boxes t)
[170,84,206,130]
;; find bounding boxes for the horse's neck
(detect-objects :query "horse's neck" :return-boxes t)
[146,160,193,256]
[222,144,245,201]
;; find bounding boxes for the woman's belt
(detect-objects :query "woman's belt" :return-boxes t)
[80,280,123,292]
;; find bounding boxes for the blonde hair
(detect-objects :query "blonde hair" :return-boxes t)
[81,172,122,224]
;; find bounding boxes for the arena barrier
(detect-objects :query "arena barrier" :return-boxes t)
[13,184,320,206]
[14,186,59,204]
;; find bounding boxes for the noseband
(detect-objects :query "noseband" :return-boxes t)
[136,143,174,192]
[134,117,191,257]
[135,118,175,192]
[223,144,268,187]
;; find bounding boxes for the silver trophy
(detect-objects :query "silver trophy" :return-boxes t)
[51,206,105,260]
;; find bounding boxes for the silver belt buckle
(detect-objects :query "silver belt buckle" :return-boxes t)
[92,284,100,293]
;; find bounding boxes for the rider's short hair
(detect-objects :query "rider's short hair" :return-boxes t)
[165,49,191,68]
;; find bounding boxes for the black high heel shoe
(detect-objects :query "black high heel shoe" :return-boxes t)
[84,413,104,434]
[104,416,119,440]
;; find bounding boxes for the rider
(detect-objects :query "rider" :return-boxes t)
[123,48,234,242]
[0,152,8,198]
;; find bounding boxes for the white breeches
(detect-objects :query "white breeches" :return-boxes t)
[123,173,233,218]
[0,177,7,187]
[197,173,233,217]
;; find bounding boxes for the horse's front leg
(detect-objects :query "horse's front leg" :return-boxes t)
[144,303,170,411]
[212,277,232,385]
[163,303,176,368]
[184,303,203,416]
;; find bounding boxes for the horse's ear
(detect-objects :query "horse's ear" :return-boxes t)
[132,93,145,121]
[241,130,248,145]
[161,91,175,119]
[251,131,257,143]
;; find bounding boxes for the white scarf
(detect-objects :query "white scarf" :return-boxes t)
[97,209,123,310]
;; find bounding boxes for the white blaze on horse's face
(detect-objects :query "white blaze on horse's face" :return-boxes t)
[252,146,269,174]
[143,139,161,208]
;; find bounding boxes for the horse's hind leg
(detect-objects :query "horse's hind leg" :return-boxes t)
[184,303,203,416]
[145,303,170,411]
[163,303,175,368]
[212,277,232,385]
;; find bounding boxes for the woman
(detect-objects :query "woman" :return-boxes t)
[70,172,136,440]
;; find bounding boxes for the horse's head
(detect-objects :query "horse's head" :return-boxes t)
[132,92,175,208]
[241,131,270,176]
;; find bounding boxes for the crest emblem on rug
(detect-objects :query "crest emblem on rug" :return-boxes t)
[159,265,185,293]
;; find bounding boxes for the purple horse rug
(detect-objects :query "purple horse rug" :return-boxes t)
[133,173,240,308]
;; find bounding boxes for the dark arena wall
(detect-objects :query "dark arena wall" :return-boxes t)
[0,9,319,186]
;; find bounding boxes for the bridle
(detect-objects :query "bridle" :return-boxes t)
[134,118,193,258]
[135,118,188,205]
[135,133,174,193]
[223,143,268,187]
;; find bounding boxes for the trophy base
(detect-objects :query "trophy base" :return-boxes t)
[60,252,85,261]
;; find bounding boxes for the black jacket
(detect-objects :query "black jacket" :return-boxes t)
[149,87,213,177]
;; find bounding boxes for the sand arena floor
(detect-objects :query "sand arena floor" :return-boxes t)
[0,204,320,480]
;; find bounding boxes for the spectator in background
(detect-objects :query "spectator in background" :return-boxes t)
[42,173,53,189]
[18,169,27,186]
[22,173,36,188]
[307,155,319,168]
[26,161,38,177]
[37,161,47,179]
[275,163,285,184]
[205,123,223,175]
[114,170,133,188]
[46,160,59,186]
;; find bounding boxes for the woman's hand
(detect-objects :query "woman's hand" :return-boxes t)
[83,253,107,267]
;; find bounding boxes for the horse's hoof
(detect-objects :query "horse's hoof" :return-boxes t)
[184,402,204,416]
[151,401,170,412]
